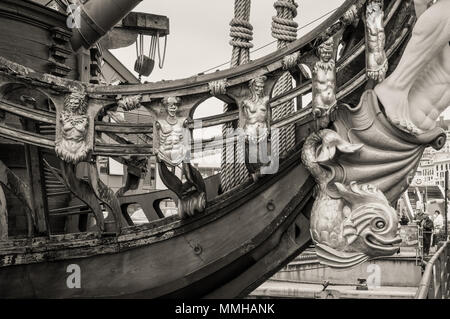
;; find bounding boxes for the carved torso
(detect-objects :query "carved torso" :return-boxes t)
[241,96,270,142]
[55,92,91,164]
[156,116,188,166]
[312,61,337,111]
[365,0,388,80]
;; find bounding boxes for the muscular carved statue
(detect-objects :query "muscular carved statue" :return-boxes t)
[55,91,91,164]
[301,0,450,267]
[239,76,273,179]
[154,97,206,219]
[155,97,190,166]
[365,0,388,82]
[241,76,270,143]
[312,37,337,128]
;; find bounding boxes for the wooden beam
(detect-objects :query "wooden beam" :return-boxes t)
[120,12,170,36]
[95,122,153,134]
[102,50,140,84]
[0,124,54,149]
[0,99,56,124]
[23,119,48,235]
[94,143,153,156]
[0,185,7,241]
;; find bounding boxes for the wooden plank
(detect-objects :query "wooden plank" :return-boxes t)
[94,143,153,156]
[0,185,7,240]
[95,122,153,134]
[0,99,55,124]
[0,159,34,238]
[23,119,48,235]
[44,161,105,233]
[120,12,170,36]
[0,123,54,149]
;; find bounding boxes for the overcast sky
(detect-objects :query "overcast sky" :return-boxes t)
[110,0,346,166]
[111,0,345,83]
[109,1,450,166]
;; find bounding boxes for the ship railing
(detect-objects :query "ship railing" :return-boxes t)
[415,240,450,299]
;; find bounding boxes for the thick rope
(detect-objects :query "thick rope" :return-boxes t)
[271,0,298,156]
[221,0,253,192]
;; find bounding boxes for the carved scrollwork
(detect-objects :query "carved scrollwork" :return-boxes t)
[117,94,143,111]
[208,79,228,96]
[282,51,301,70]
[365,0,388,82]
[55,91,91,164]
[312,37,337,129]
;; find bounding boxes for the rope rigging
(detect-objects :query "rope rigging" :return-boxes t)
[221,0,254,192]
[271,0,298,158]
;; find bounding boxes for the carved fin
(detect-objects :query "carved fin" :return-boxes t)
[315,243,369,269]
[336,143,364,154]
[316,130,363,163]
[342,219,358,245]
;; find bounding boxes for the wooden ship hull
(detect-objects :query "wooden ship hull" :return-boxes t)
[0,0,417,298]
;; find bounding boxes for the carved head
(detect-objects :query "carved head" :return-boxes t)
[318,37,334,63]
[249,76,267,100]
[64,91,88,115]
[336,182,401,257]
[367,0,383,15]
[162,96,181,118]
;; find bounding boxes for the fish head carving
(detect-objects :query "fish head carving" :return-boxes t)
[336,182,401,257]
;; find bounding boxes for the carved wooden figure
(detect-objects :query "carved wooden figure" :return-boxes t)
[312,37,337,129]
[55,91,91,164]
[365,0,388,82]
[150,96,206,219]
[238,76,273,180]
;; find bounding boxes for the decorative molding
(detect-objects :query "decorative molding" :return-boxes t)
[208,79,228,96]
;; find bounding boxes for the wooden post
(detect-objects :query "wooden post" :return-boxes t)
[24,119,48,235]
[445,171,448,240]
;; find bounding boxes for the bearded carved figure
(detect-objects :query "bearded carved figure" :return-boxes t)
[365,0,388,82]
[312,37,336,129]
[55,91,91,164]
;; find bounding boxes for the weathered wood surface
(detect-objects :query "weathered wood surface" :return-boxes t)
[87,162,126,232]
[0,159,34,238]
[0,147,313,298]
[0,0,77,79]
[0,185,7,241]
[95,122,153,134]
[44,161,105,233]
[0,99,55,125]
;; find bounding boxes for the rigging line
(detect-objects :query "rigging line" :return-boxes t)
[201,7,338,74]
